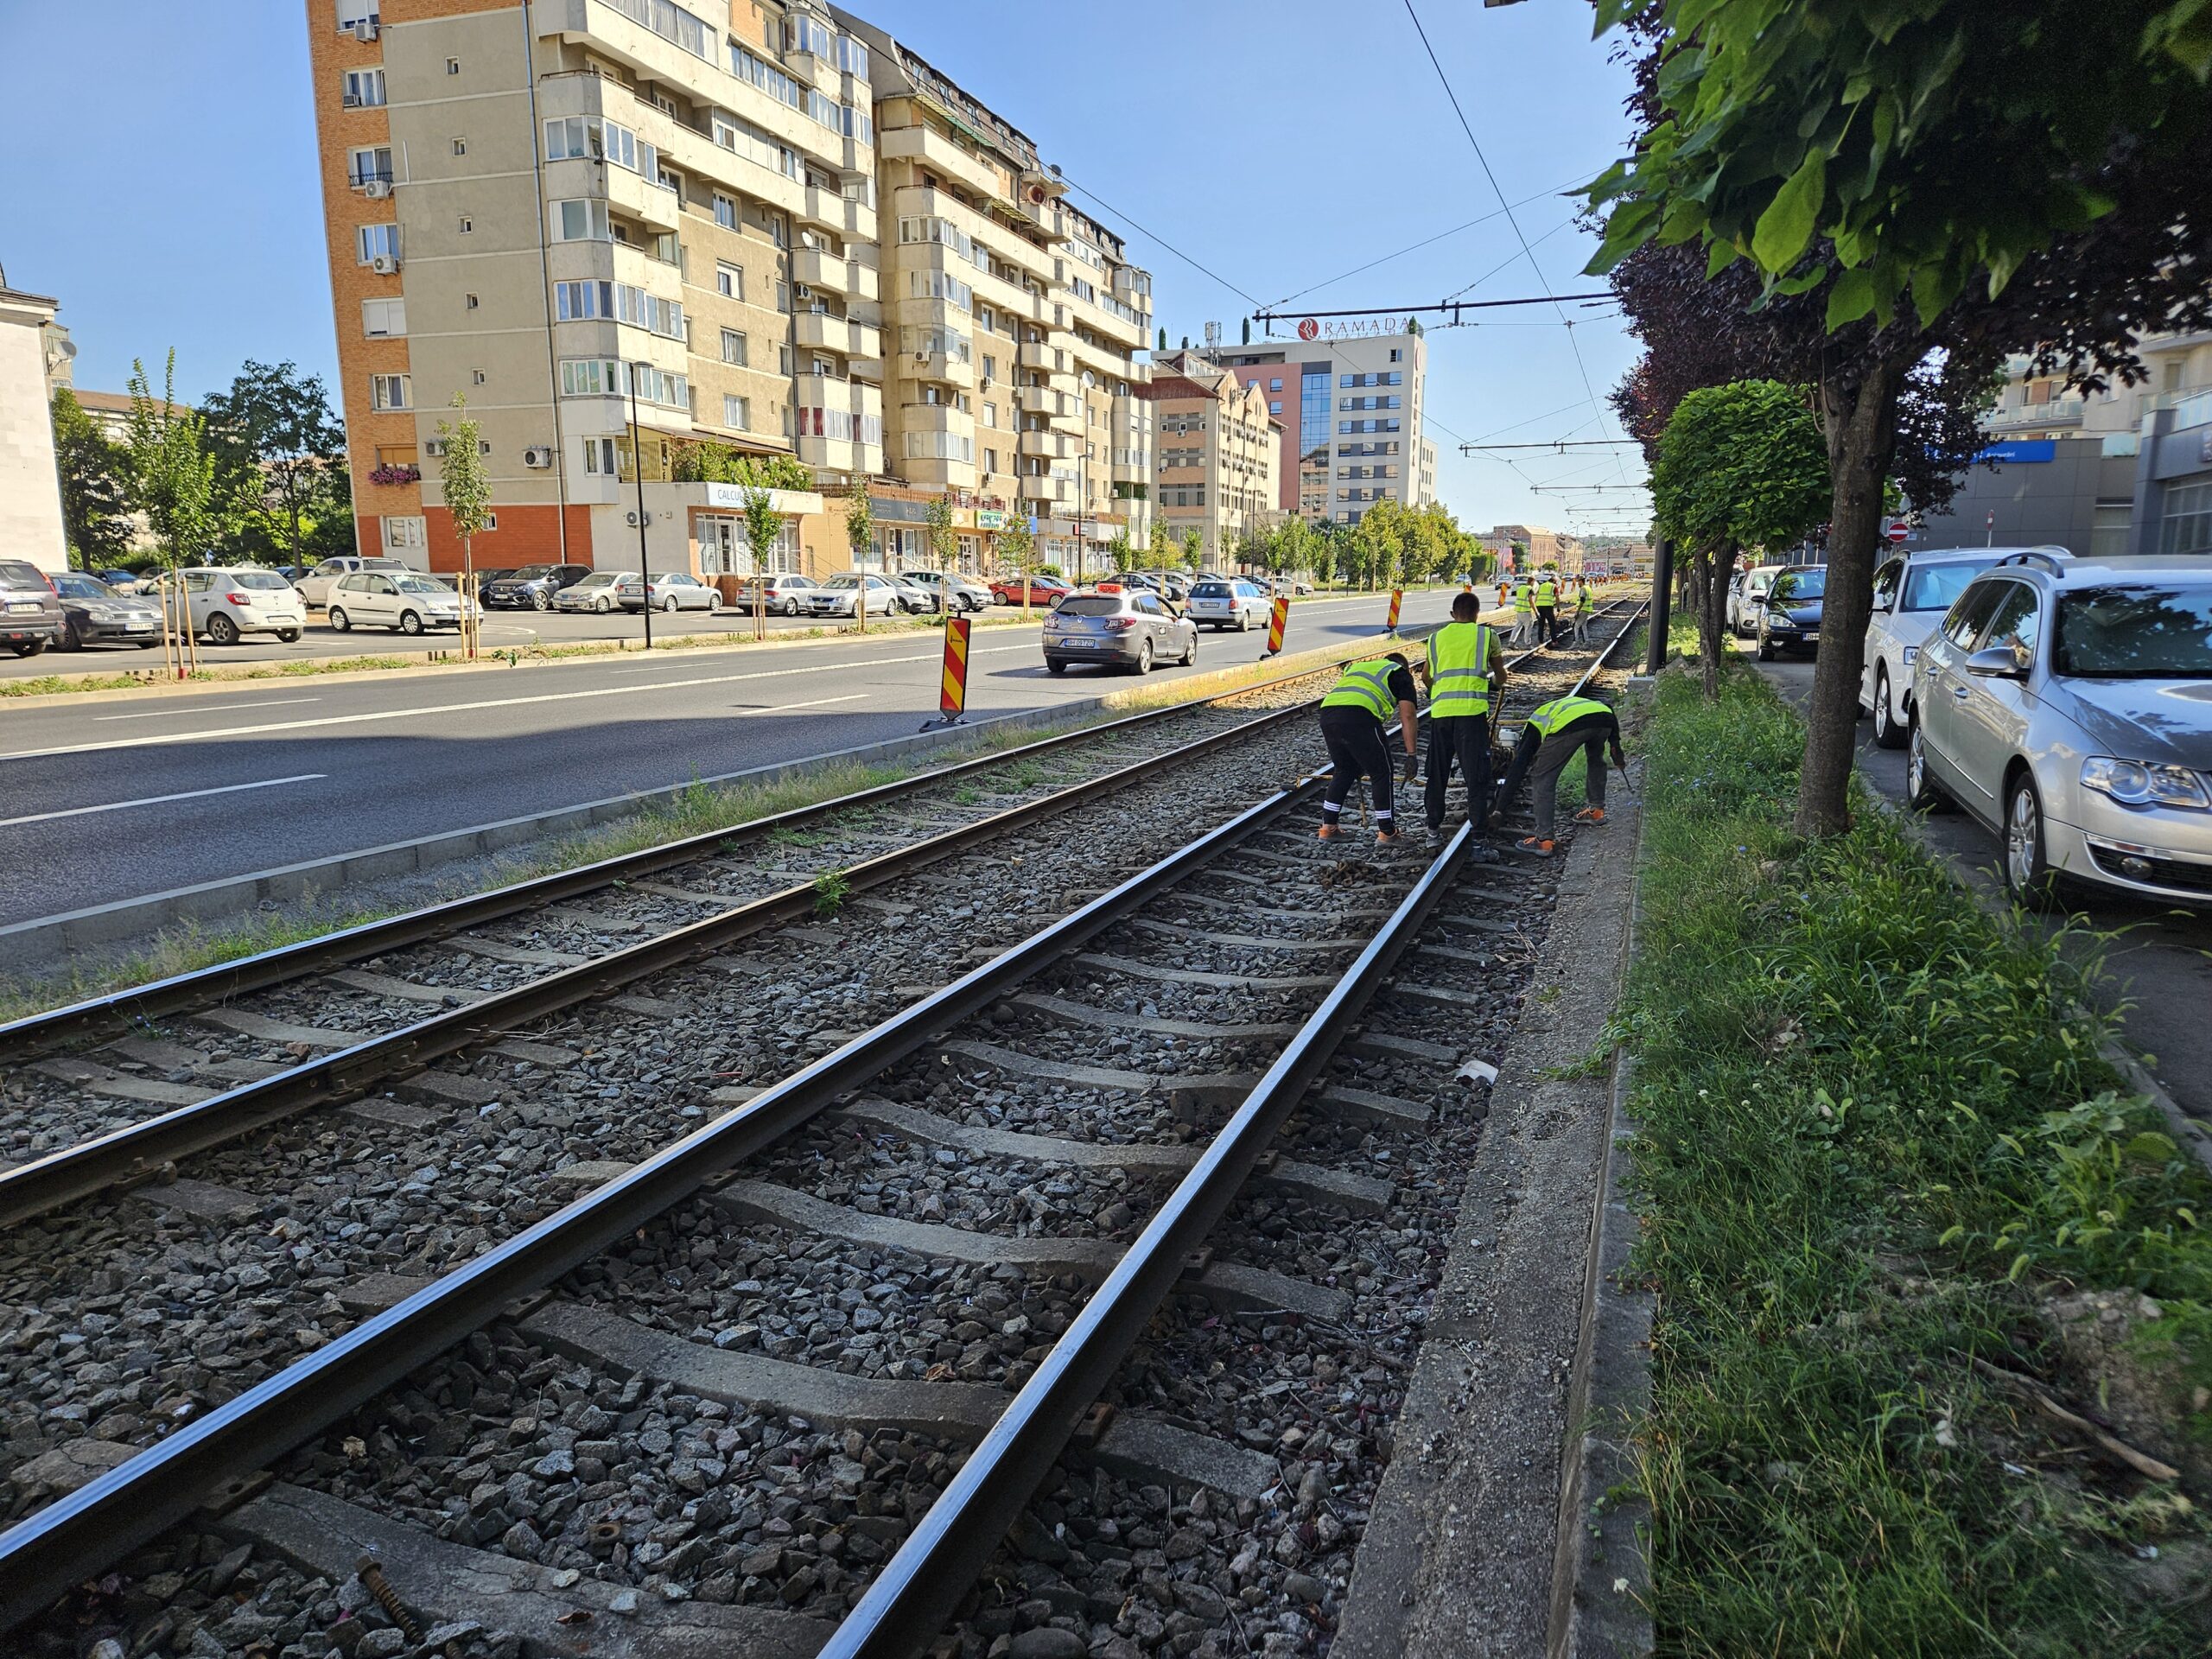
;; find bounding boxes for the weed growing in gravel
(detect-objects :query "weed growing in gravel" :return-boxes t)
[1624,659,2212,1653]
[811,869,851,916]
[951,785,982,806]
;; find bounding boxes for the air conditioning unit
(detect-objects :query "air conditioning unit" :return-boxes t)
[363,178,391,199]
[342,93,362,108]
[371,253,398,274]
[794,283,814,302]
[523,446,552,468]
[353,18,378,41]
[423,439,448,457]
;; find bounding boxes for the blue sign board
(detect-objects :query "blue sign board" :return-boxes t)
[1975,440,2056,464]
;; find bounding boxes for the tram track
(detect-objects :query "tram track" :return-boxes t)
[3,605,1643,1659]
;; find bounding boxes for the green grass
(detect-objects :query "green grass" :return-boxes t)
[1624,658,2212,1656]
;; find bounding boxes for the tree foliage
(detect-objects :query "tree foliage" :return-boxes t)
[200,359,346,564]
[433,396,493,546]
[125,352,217,569]
[924,493,958,569]
[843,492,873,561]
[51,388,136,569]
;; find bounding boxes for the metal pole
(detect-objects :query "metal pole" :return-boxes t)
[1644,536,1672,676]
[629,372,652,652]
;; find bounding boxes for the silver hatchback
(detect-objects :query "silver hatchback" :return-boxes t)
[1909,553,2212,906]
[1044,590,1198,674]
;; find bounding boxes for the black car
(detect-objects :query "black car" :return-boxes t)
[0,560,64,657]
[482,563,592,610]
[1756,565,1827,659]
[51,570,163,649]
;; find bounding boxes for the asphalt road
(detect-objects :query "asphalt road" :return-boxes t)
[0,589,1468,931]
[1751,652,2212,1122]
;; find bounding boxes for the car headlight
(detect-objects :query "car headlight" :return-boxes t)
[1900,645,1918,666]
[2082,756,2211,810]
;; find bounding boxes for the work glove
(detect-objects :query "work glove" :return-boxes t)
[1400,751,1421,785]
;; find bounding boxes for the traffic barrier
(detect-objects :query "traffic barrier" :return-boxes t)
[1264,595,1290,657]
[924,614,973,730]
[1386,588,1403,633]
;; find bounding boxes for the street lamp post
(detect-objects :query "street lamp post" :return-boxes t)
[628,371,652,652]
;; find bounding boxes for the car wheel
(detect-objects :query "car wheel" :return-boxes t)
[2004,772,2062,906]
[277,628,302,644]
[135,640,157,650]
[1180,629,1198,667]
[1904,719,1950,812]
[1871,667,1906,749]
[533,591,552,612]
[206,613,240,646]
[659,594,677,613]
[1754,629,1775,662]
[60,618,81,652]
[9,639,45,658]
[594,596,612,613]
[399,611,423,635]
[1046,658,1067,675]
[1131,638,1154,676]
[328,607,351,632]
[1236,609,1252,632]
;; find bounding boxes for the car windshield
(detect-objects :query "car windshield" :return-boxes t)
[54,575,108,598]
[822,575,860,590]
[1057,595,1123,617]
[1770,569,1826,602]
[1903,557,1999,611]
[1192,582,1231,597]
[2055,584,2212,679]
[508,565,553,581]
[233,570,294,590]
[396,577,444,594]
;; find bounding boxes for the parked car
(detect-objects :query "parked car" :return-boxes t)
[803,572,931,619]
[459,568,515,598]
[1186,575,1272,632]
[896,569,982,613]
[96,569,143,594]
[1044,589,1198,675]
[484,563,592,610]
[734,574,820,616]
[327,569,472,634]
[1754,566,1827,659]
[1728,563,1789,636]
[1141,569,1193,602]
[50,570,162,650]
[1859,547,2027,748]
[151,566,308,645]
[0,561,64,657]
[1909,552,2212,906]
[993,575,1072,607]
[296,556,410,607]
[615,572,722,613]
[552,570,638,614]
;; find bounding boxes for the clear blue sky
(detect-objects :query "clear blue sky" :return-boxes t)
[0,0,1649,537]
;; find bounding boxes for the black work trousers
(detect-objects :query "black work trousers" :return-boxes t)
[1319,706,1395,824]
[1536,603,1557,643]
[1496,715,1611,836]
[1423,714,1492,832]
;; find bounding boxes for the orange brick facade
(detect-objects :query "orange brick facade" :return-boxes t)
[358,505,593,573]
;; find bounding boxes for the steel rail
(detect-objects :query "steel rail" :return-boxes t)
[0,751,1341,1632]
[817,597,1651,1659]
[0,640,1437,1061]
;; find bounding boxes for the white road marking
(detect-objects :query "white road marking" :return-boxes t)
[0,773,327,830]
[94,696,320,721]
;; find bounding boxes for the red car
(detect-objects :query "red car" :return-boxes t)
[992,575,1072,607]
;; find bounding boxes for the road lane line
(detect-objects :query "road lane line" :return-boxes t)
[94,697,321,721]
[0,773,328,830]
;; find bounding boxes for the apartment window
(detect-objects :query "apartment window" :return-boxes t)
[720,328,747,366]
[554,199,610,241]
[1389,348,1402,363]
[347,146,393,188]
[776,280,791,314]
[342,67,385,107]
[2091,500,2134,561]
[716,262,742,300]
[582,436,618,475]
[982,402,997,428]
[466,293,479,309]
[370,372,410,410]
[1268,377,1283,391]
[778,344,792,375]
[559,359,620,397]
[471,369,486,385]
[360,297,406,337]
[384,515,426,550]
[446,56,461,74]
[1269,401,1282,415]
[725,394,750,429]
[337,0,379,26]
[452,137,467,156]
[983,447,998,474]
[714,194,738,229]
[2160,478,2212,555]
[458,215,473,234]
[556,280,610,320]
[982,353,997,383]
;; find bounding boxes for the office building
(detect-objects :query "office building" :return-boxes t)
[307,0,1152,577]
[1199,327,1434,527]
[1141,350,1281,568]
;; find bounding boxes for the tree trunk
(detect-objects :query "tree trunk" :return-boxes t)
[1681,551,1709,692]
[1796,352,1906,839]
[1644,536,1673,675]
[1699,543,1735,702]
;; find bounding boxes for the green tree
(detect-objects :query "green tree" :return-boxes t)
[433,394,493,655]
[1586,0,2212,835]
[1106,528,1139,574]
[200,359,346,565]
[1650,380,1828,700]
[1146,518,1173,568]
[843,492,874,630]
[924,493,958,571]
[1274,516,1315,583]
[741,486,783,639]
[125,352,217,570]
[51,387,136,569]
[1179,527,1204,573]
[996,511,1036,617]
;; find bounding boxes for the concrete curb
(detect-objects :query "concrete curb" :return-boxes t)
[1547,764,1656,1659]
[0,632,1426,976]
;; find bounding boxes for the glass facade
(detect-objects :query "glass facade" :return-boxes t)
[1300,368,1330,454]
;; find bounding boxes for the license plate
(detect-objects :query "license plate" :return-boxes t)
[1804,632,1819,643]
[6,601,40,613]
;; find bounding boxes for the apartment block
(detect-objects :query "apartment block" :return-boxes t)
[306,0,1153,578]
[1200,328,1433,527]
[0,277,67,575]
[1141,351,1281,567]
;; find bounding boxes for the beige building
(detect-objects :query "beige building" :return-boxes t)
[1480,524,1584,575]
[1986,332,2212,443]
[1,276,68,575]
[306,0,1152,580]
[1141,350,1281,569]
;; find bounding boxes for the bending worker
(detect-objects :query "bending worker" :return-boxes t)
[1317,651,1421,845]
[1534,570,1559,645]
[1494,690,1628,856]
[1423,591,1506,840]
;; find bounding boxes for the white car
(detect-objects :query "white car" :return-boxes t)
[1859,546,2038,747]
[296,556,410,608]
[1727,563,1788,636]
[803,573,926,619]
[616,572,721,613]
[145,567,309,645]
[553,570,639,613]
[1186,576,1272,631]
[327,569,473,635]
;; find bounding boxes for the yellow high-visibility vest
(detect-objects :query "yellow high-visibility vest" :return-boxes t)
[1535,579,1557,606]
[1426,622,1495,719]
[1528,694,1611,736]
[1322,657,1400,721]
[1511,583,1535,613]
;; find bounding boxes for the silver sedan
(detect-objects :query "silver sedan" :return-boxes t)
[1044,590,1198,674]
[617,572,722,613]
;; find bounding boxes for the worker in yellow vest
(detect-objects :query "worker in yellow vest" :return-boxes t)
[1572,579,1597,644]
[1534,572,1559,645]
[1317,651,1421,844]
[1421,591,1507,842]
[1493,691,1627,855]
[1509,578,1537,648]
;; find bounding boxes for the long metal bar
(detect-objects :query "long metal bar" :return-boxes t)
[0,697,1322,1230]
[1,643,1431,1060]
[0,764,1336,1632]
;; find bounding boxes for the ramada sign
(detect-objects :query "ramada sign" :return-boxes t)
[1296,316,1408,340]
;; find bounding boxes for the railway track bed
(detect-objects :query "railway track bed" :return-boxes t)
[5,608,1643,1659]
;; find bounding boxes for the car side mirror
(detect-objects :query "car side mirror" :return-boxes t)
[1965,645,2025,679]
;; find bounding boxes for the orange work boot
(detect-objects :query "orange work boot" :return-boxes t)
[1516,836,1556,856]
[1376,828,1400,846]
[1572,806,1607,824]
[1317,822,1338,841]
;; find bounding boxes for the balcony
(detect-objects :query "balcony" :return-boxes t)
[1111,456,1146,486]
[900,349,974,391]
[1014,384,1070,420]
[1017,340,1065,374]
[606,164,681,232]
[880,121,1008,205]
[791,248,849,297]
[794,312,852,355]
[900,401,971,435]
[1018,428,1070,461]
